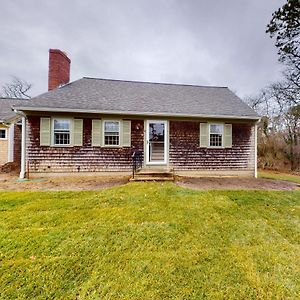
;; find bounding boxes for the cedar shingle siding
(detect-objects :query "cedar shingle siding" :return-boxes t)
[13,124,22,165]
[27,116,254,173]
[169,121,254,171]
[27,116,144,172]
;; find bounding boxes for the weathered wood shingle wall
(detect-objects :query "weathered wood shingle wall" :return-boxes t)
[26,116,144,172]
[13,124,22,165]
[169,121,255,171]
[26,116,254,173]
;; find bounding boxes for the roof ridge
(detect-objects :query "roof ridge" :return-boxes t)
[82,77,228,89]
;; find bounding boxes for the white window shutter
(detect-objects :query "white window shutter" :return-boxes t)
[40,117,51,146]
[73,119,83,146]
[200,123,209,147]
[122,120,131,147]
[92,119,102,146]
[224,124,232,148]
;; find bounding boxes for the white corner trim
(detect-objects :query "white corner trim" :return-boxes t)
[8,125,14,162]
[20,117,26,179]
[254,123,258,178]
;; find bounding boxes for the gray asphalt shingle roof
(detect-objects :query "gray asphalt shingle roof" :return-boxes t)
[0,98,28,123]
[14,77,258,119]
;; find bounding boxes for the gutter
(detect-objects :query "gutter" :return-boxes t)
[13,106,260,121]
[13,108,26,118]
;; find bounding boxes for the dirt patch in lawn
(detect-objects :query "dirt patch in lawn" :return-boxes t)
[176,176,300,191]
[0,174,129,191]
[0,173,299,191]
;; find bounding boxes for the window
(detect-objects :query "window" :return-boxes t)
[53,119,71,145]
[0,129,7,140]
[104,121,120,146]
[209,124,223,147]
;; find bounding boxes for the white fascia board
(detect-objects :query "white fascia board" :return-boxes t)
[14,106,260,121]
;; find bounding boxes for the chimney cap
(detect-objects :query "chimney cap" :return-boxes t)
[49,48,71,63]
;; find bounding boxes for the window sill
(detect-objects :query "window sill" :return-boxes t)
[51,144,73,148]
[102,145,122,148]
[207,146,225,149]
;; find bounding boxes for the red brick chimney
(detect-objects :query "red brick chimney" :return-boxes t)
[48,49,71,91]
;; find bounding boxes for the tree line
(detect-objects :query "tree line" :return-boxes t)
[246,0,300,171]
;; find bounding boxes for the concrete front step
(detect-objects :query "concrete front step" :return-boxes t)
[136,172,173,177]
[137,168,173,174]
[131,168,175,181]
[130,176,174,181]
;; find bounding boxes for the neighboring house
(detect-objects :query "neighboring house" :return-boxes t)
[0,98,25,167]
[13,49,259,179]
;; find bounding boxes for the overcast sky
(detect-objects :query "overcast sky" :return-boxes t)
[0,0,285,99]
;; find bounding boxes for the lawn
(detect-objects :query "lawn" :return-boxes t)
[0,182,299,299]
[259,170,300,184]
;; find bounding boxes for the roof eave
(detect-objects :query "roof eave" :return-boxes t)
[0,115,20,125]
[13,106,260,121]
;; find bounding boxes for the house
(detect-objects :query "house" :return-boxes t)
[0,98,25,168]
[13,49,259,179]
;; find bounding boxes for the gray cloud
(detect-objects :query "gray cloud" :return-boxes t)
[0,0,285,98]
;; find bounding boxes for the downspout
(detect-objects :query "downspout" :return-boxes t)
[13,109,27,179]
[8,124,14,162]
[254,121,258,178]
[20,116,26,179]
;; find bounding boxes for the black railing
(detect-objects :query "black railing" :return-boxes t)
[132,150,143,178]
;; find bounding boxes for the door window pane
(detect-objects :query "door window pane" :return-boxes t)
[149,122,165,162]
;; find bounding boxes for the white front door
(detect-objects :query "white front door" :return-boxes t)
[146,120,168,165]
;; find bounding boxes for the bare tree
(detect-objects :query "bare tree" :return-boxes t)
[246,0,300,171]
[1,76,32,99]
[245,75,300,171]
[244,90,276,117]
[283,105,300,170]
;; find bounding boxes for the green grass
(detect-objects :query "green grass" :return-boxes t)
[259,170,300,184]
[0,182,300,299]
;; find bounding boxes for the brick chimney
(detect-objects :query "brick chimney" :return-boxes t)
[48,49,71,91]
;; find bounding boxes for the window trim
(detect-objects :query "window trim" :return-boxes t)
[0,128,7,140]
[103,120,121,147]
[51,117,72,147]
[208,123,224,148]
